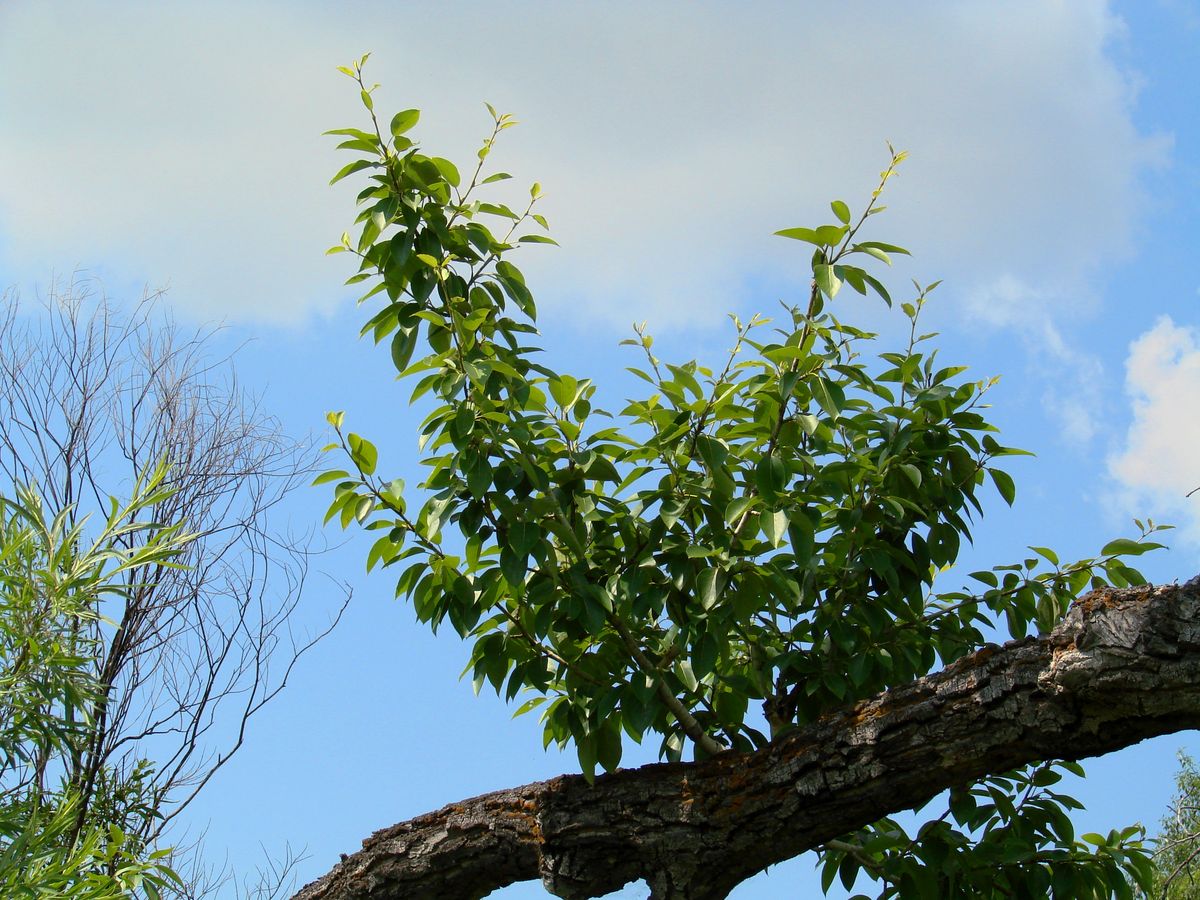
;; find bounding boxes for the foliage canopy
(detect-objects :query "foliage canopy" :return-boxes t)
[320,56,1169,896]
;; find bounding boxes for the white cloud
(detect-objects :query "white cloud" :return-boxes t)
[0,1,1169,329]
[1108,316,1200,546]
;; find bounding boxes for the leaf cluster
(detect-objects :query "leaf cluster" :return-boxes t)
[319,58,1168,781]
[0,463,190,898]
[821,761,1154,898]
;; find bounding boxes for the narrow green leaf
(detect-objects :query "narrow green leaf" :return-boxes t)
[775,226,821,245]
[775,225,845,248]
[854,245,892,265]
[697,567,720,610]
[855,240,910,256]
[312,469,350,486]
[329,158,375,186]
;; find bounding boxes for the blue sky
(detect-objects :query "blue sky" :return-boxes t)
[1,2,1198,896]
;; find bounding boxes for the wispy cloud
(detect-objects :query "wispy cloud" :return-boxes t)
[0,1,1169,330]
[966,275,1107,444]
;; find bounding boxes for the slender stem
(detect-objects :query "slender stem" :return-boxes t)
[607,615,726,756]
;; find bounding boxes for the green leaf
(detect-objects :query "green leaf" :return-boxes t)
[1101,538,1163,557]
[312,469,350,486]
[755,454,788,498]
[831,200,851,225]
[989,468,1016,506]
[697,567,720,610]
[348,433,378,476]
[775,224,846,247]
[812,376,844,419]
[861,271,892,306]
[432,156,461,187]
[725,495,759,525]
[329,158,375,186]
[390,326,419,372]
[797,413,819,435]
[465,451,493,498]
[390,108,420,137]
[324,126,377,141]
[549,374,579,409]
[354,495,374,523]
[675,659,698,692]
[513,696,546,718]
[814,264,841,299]
[838,264,867,295]
[761,509,788,547]
[597,720,622,772]
[577,733,598,782]
[854,245,892,265]
[855,240,910,256]
[788,512,815,564]
[815,224,848,245]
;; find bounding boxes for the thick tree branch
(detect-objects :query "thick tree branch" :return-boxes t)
[295,575,1200,900]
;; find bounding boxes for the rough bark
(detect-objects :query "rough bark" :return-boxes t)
[295,576,1200,900]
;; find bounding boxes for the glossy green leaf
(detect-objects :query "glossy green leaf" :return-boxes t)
[990,468,1016,506]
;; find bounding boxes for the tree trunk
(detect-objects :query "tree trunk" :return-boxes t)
[294,576,1200,899]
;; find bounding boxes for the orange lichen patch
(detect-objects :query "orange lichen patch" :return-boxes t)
[707,790,748,822]
[503,808,543,842]
[520,798,544,842]
[1073,583,1157,615]
[479,795,543,842]
[844,700,887,727]
[685,768,761,820]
